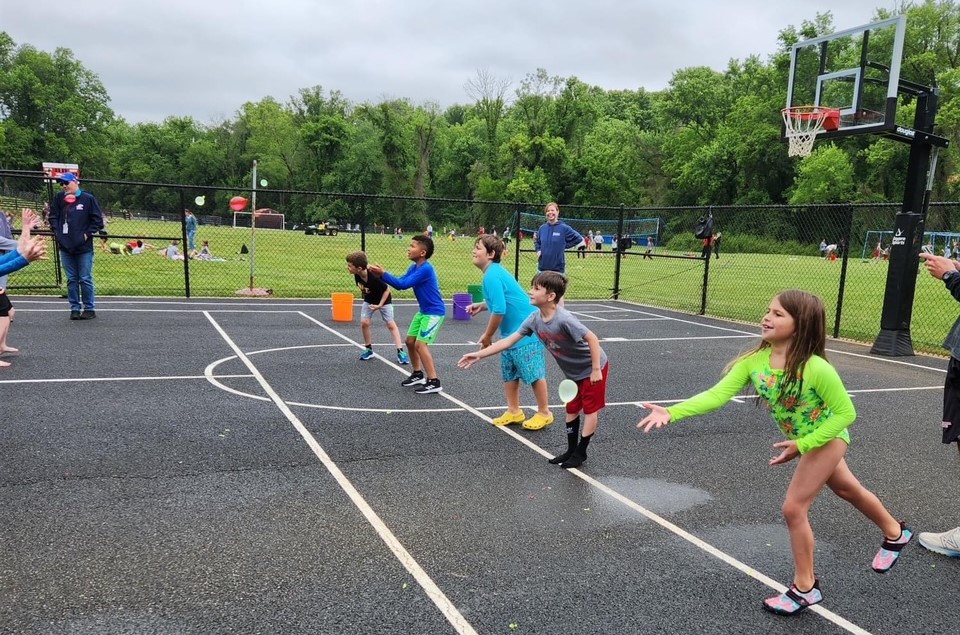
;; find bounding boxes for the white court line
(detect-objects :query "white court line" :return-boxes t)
[203,312,479,635]
[0,374,252,385]
[295,313,873,635]
[567,311,609,321]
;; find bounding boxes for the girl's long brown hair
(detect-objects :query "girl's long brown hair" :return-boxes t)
[723,290,827,407]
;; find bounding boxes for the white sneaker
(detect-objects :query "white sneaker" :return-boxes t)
[918,527,960,558]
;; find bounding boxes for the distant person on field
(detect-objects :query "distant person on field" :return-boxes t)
[346,251,409,366]
[819,239,827,258]
[184,209,198,251]
[534,202,584,275]
[369,235,445,395]
[711,232,721,259]
[162,239,184,261]
[466,235,553,431]
[48,172,104,320]
[919,251,960,456]
[195,240,213,260]
[643,235,655,259]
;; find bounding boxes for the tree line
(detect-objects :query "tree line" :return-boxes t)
[4,2,960,233]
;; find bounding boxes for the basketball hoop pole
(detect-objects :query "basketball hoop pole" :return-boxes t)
[871,87,948,356]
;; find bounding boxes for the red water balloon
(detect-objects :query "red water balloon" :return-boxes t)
[229,196,248,211]
[65,195,76,204]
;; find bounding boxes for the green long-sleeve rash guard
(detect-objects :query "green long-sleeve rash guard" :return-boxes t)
[665,348,854,454]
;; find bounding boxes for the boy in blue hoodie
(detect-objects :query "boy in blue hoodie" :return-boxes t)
[369,235,445,394]
[48,173,104,320]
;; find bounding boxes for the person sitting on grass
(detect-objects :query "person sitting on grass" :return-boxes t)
[161,239,184,261]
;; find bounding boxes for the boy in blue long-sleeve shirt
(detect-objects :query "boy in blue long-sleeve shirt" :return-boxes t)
[369,235,445,394]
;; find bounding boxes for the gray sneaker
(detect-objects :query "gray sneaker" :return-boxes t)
[918,527,960,557]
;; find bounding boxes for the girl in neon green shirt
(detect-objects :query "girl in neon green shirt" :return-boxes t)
[638,290,911,616]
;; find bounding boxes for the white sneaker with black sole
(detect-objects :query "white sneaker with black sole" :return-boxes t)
[400,371,426,387]
[414,379,442,394]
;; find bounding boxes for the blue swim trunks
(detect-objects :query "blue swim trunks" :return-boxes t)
[501,339,547,385]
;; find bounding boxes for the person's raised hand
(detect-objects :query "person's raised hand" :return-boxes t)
[17,236,46,262]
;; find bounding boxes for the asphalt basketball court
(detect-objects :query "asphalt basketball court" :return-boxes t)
[1,296,957,634]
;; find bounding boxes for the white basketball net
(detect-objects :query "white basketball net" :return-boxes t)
[782,106,833,158]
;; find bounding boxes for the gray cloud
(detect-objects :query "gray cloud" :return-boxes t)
[5,0,893,123]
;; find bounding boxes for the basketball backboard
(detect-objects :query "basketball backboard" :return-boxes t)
[785,16,906,140]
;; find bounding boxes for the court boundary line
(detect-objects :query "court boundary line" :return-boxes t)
[202,311,480,635]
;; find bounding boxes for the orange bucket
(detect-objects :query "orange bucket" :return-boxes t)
[331,292,355,322]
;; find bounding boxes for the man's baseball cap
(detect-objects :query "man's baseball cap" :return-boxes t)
[56,173,78,183]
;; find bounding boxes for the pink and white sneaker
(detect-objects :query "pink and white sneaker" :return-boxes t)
[763,579,822,615]
[872,521,913,573]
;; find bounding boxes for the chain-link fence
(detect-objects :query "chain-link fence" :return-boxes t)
[1,170,957,354]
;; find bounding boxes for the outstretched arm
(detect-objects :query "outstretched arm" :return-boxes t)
[458,331,523,368]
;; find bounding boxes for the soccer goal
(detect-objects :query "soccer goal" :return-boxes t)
[518,211,661,248]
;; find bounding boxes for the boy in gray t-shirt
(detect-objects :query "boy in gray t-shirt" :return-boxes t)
[458,271,608,468]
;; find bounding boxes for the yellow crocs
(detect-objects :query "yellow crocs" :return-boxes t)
[522,412,555,431]
[491,410,526,426]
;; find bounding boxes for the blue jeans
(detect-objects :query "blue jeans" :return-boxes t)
[187,229,197,251]
[60,249,96,311]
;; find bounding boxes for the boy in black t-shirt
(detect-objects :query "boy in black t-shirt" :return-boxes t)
[346,251,409,364]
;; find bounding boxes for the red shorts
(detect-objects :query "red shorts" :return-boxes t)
[565,363,609,416]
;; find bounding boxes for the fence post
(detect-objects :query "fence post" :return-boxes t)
[180,190,191,298]
[833,204,854,338]
[513,202,522,279]
[359,198,366,253]
[612,204,625,299]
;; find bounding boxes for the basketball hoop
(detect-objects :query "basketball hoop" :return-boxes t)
[782,106,840,157]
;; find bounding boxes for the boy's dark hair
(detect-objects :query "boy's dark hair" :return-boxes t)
[412,234,435,259]
[476,235,504,263]
[531,271,567,301]
[345,251,368,269]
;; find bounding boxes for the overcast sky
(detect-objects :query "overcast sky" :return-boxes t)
[4,0,897,124]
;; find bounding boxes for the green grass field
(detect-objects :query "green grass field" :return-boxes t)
[10,219,954,355]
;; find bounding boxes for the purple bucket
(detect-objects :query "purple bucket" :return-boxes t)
[452,293,473,320]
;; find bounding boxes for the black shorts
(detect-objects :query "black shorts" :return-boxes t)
[942,357,960,444]
[0,291,11,317]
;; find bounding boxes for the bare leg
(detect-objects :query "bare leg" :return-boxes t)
[386,320,403,349]
[360,319,373,346]
[582,410,600,437]
[781,438,848,590]
[503,380,522,413]
[417,341,438,379]
[827,457,902,538]
[406,335,420,371]
[0,314,13,353]
[531,378,551,416]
